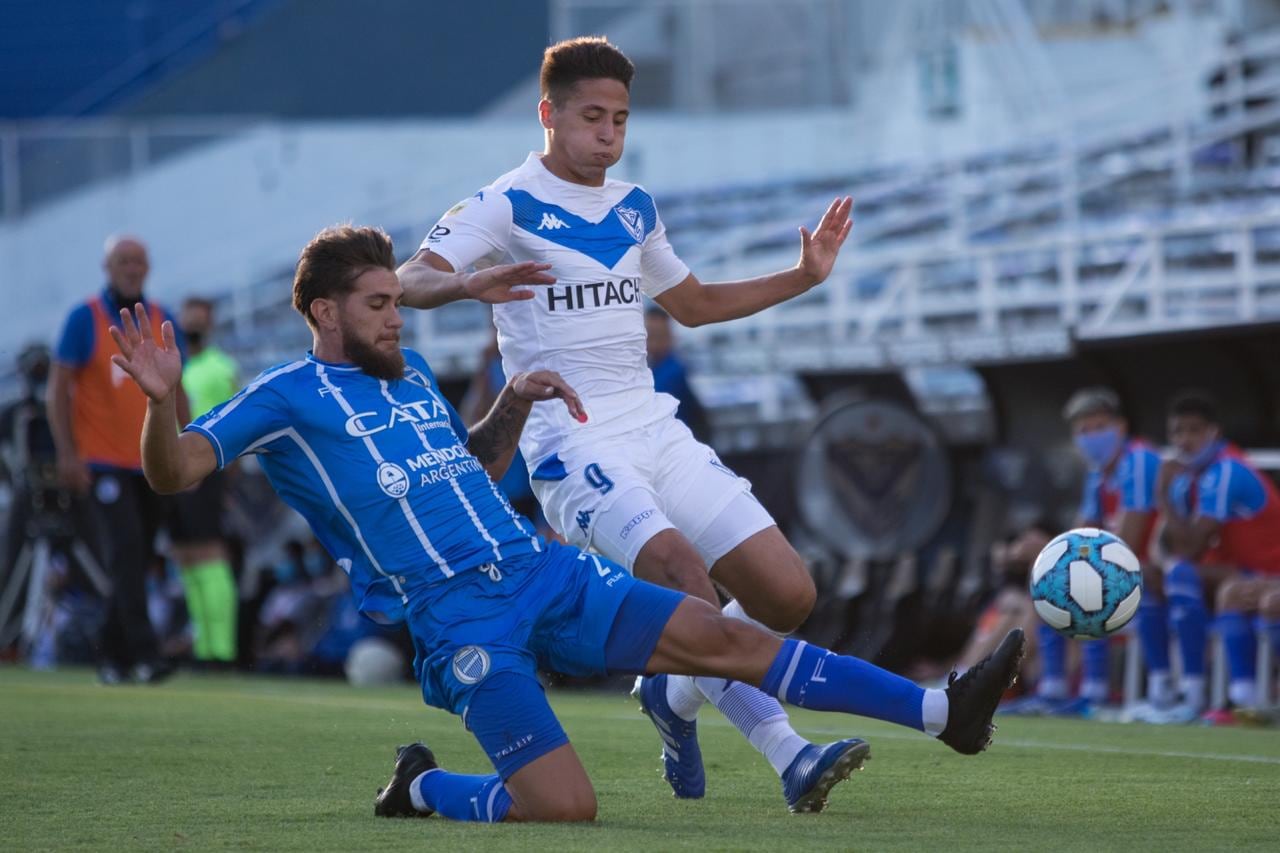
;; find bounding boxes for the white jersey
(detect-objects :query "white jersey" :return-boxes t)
[423,153,690,469]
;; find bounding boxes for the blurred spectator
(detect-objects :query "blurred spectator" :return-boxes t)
[645,306,710,444]
[47,235,189,684]
[254,538,403,677]
[0,343,108,663]
[1154,391,1280,723]
[956,519,1051,684]
[460,330,538,520]
[1012,388,1162,717]
[168,296,240,669]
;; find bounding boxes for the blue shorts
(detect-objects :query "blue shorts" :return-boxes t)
[409,540,683,718]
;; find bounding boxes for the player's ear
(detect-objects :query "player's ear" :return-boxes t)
[538,98,554,130]
[310,298,337,331]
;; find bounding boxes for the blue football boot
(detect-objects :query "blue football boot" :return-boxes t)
[781,738,871,814]
[634,674,706,798]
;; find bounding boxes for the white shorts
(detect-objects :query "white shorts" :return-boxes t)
[530,416,776,572]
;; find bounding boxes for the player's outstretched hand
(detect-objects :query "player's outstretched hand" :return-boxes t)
[512,370,588,423]
[798,196,854,286]
[108,304,183,403]
[464,261,557,304]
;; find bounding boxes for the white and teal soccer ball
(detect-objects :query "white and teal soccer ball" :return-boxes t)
[1029,528,1142,639]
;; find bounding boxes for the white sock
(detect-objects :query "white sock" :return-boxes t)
[1037,677,1068,700]
[922,688,949,737]
[1228,679,1256,708]
[694,675,808,776]
[664,673,705,721]
[1181,675,1206,709]
[698,598,811,776]
[1080,679,1109,703]
[1147,671,1174,706]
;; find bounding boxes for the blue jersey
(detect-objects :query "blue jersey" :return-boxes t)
[1079,439,1160,524]
[186,349,542,624]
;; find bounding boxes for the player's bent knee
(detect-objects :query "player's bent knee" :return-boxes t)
[1216,577,1257,612]
[529,789,597,822]
[1259,588,1280,620]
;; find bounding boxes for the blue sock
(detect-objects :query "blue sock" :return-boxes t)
[759,639,928,732]
[1037,624,1067,699]
[1080,639,1109,701]
[412,770,512,823]
[1137,595,1171,675]
[1216,610,1257,684]
[1166,561,1207,678]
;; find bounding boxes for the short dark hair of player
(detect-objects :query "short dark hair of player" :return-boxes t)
[182,295,215,313]
[292,225,396,328]
[1168,389,1219,425]
[540,36,634,107]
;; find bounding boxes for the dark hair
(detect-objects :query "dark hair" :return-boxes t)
[292,225,396,327]
[182,296,214,313]
[1168,389,1219,424]
[1062,386,1120,422]
[540,36,634,107]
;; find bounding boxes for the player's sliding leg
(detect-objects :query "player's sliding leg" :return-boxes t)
[630,526,830,806]
[647,595,1025,756]
[375,672,596,823]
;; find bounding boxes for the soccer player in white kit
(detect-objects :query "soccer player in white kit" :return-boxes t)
[398,37,859,812]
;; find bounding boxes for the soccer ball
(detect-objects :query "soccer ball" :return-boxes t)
[1029,527,1142,639]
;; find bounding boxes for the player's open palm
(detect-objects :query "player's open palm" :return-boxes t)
[798,196,854,286]
[464,261,557,304]
[108,304,183,403]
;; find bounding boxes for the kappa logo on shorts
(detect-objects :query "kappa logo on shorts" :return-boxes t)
[376,462,410,498]
[619,509,657,540]
[452,646,491,685]
[576,508,595,535]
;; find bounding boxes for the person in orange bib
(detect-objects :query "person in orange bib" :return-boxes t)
[48,235,189,684]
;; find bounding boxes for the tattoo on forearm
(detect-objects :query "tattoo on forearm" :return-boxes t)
[468,391,526,466]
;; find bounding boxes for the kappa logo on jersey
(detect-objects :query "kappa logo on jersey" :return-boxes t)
[614,205,646,242]
[376,461,410,498]
[576,508,595,535]
[344,398,452,437]
[538,212,569,231]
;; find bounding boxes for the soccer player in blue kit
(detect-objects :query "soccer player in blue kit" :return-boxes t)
[110,225,1024,823]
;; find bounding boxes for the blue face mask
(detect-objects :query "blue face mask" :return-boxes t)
[1176,433,1222,469]
[1074,426,1124,469]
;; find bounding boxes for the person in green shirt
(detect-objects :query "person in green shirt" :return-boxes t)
[169,297,240,667]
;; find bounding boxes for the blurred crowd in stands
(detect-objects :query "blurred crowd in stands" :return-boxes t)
[3,233,1279,727]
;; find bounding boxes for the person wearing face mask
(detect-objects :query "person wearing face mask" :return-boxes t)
[168,296,240,670]
[47,235,189,684]
[1149,391,1280,724]
[1006,388,1161,717]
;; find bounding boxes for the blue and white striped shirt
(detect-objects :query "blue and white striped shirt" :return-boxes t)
[186,348,541,624]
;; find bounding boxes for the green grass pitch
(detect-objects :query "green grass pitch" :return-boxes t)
[4,668,1279,851]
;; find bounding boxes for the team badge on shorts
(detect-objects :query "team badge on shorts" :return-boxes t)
[452,645,491,685]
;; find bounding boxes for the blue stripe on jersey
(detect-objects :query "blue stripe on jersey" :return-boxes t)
[184,349,542,625]
[505,187,656,269]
